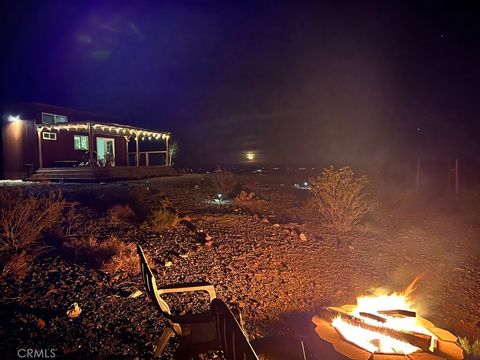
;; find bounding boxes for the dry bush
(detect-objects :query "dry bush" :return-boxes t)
[212,167,237,197]
[0,188,65,252]
[108,204,136,224]
[307,166,376,227]
[1,246,49,281]
[146,208,180,232]
[101,242,139,275]
[127,187,170,220]
[1,250,29,280]
[64,236,142,276]
[60,201,81,235]
[458,337,480,358]
[0,188,64,280]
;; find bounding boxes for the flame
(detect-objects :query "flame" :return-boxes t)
[332,276,436,355]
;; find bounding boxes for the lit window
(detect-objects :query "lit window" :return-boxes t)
[42,132,57,140]
[42,113,54,124]
[54,115,68,123]
[74,135,89,150]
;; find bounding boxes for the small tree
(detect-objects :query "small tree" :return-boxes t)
[168,141,178,166]
[307,166,376,226]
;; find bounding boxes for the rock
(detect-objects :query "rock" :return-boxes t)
[299,233,307,241]
[37,318,46,329]
[273,223,280,228]
[127,290,143,298]
[262,218,269,224]
[235,191,256,202]
[66,303,82,318]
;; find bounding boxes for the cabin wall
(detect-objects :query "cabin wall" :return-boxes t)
[1,119,37,179]
[40,131,128,167]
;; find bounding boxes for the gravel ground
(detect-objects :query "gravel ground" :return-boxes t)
[1,173,479,359]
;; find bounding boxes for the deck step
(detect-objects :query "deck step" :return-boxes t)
[29,166,178,182]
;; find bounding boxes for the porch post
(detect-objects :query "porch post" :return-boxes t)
[88,122,94,167]
[135,132,140,166]
[165,135,169,166]
[124,136,130,166]
[36,125,43,169]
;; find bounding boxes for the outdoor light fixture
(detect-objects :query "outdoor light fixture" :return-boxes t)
[246,152,255,161]
[8,114,21,122]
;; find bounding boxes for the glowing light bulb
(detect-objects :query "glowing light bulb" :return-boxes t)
[8,115,20,122]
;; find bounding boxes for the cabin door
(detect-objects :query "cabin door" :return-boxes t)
[96,137,115,166]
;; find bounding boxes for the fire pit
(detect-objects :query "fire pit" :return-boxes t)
[312,279,464,359]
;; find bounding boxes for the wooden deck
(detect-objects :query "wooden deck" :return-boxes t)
[29,166,178,182]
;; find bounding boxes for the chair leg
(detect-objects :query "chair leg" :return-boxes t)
[153,327,175,358]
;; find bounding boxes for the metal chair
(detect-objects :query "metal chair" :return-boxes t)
[137,245,218,358]
[211,298,307,360]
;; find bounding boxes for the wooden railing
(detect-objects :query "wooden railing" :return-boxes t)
[128,150,167,166]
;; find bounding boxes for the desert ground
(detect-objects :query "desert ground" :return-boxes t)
[1,171,479,359]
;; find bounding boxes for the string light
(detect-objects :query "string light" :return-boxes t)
[36,122,170,141]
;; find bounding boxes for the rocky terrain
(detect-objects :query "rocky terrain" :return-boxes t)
[1,173,479,359]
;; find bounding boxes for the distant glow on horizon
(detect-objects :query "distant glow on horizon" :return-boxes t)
[245,152,255,161]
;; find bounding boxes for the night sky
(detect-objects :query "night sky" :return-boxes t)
[1,1,479,167]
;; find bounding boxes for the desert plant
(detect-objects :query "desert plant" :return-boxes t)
[60,201,81,235]
[0,188,65,252]
[107,204,136,224]
[146,208,180,232]
[100,242,139,275]
[459,337,480,358]
[63,236,143,276]
[168,141,179,166]
[307,166,376,226]
[212,167,237,198]
[1,246,49,281]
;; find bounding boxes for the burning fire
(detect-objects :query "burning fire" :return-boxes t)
[331,276,437,355]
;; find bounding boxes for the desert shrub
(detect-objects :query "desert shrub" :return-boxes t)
[60,201,81,235]
[101,242,139,275]
[1,246,49,281]
[63,236,142,276]
[0,188,65,252]
[127,186,171,220]
[108,204,136,224]
[146,208,180,232]
[459,337,480,358]
[0,188,64,280]
[307,166,376,226]
[212,167,237,198]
